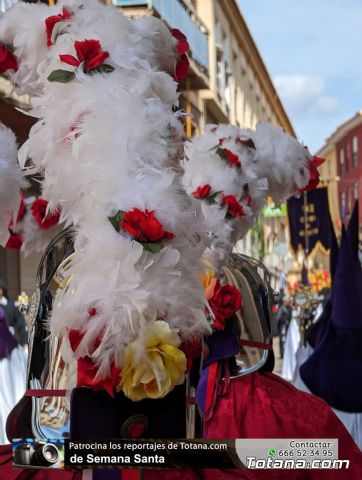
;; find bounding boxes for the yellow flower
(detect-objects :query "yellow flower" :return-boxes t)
[200,269,216,290]
[118,320,186,401]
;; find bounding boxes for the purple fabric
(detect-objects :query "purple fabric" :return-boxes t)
[331,228,362,330]
[300,227,362,412]
[301,263,309,286]
[329,217,339,283]
[0,306,18,360]
[203,317,239,368]
[347,201,359,263]
[197,317,239,415]
[305,298,332,349]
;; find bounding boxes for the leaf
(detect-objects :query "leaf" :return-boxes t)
[108,210,124,232]
[143,243,163,254]
[216,147,228,161]
[204,191,222,205]
[89,64,115,75]
[47,69,75,83]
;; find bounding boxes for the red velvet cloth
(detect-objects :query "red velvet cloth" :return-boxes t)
[203,372,362,479]
[2,372,361,479]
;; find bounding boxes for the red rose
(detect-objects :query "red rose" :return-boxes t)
[209,279,242,331]
[68,328,121,398]
[221,195,245,218]
[300,155,325,193]
[31,198,60,230]
[45,7,72,47]
[5,232,23,251]
[60,39,109,73]
[170,29,190,81]
[224,148,241,167]
[192,184,211,199]
[0,43,18,74]
[121,208,175,243]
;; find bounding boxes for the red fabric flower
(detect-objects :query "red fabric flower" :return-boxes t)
[68,328,121,398]
[45,7,72,47]
[31,198,60,230]
[0,43,18,74]
[300,155,325,192]
[180,338,203,371]
[221,195,245,218]
[192,184,211,199]
[224,148,241,168]
[5,232,23,251]
[120,208,175,243]
[60,39,109,73]
[170,29,190,81]
[209,279,242,331]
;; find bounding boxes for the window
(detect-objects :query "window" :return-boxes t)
[345,145,349,173]
[339,149,345,177]
[348,188,352,212]
[353,136,358,167]
[341,192,346,220]
[354,181,359,200]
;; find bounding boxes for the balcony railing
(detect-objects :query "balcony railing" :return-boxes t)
[113,0,209,73]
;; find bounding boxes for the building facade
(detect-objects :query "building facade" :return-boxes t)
[318,111,362,227]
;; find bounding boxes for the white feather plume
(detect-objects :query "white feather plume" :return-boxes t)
[0,123,26,246]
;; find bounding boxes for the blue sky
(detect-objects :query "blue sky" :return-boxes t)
[238,0,362,152]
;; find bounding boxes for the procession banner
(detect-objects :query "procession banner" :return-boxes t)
[287,187,332,256]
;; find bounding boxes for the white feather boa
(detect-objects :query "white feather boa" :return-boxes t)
[0,123,27,246]
[183,123,319,268]
[2,0,210,378]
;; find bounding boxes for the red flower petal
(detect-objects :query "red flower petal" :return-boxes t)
[170,28,189,55]
[59,54,80,67]
[75,39,101,62]
[120,221,144,242]
[174,54,189,82]
[5,232,23,251]
[139,214,165,242]
[0,44,18,73]
[85,50,109,72]
[31,198,60,230]
[221,195,245,218]
[224,148,241,168]
[45,8,72,47]
[192,184,212,199]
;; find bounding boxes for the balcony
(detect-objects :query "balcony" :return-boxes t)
[113,0,209,89]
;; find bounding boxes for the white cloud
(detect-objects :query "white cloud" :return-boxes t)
[273,74,324,112]
[273,74,339,118]
[316,96,339,115]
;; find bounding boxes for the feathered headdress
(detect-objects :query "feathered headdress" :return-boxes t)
[1,0,209,400]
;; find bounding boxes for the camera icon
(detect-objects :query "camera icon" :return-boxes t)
[13,441,60,467]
